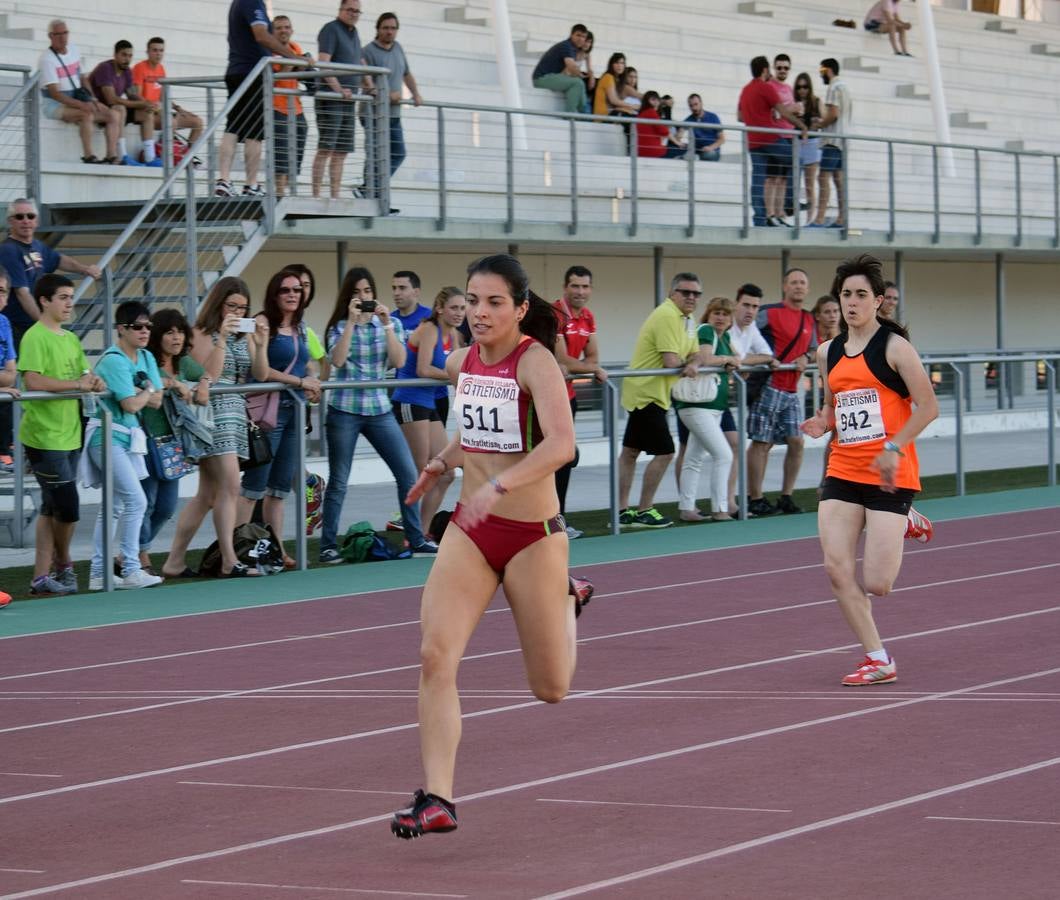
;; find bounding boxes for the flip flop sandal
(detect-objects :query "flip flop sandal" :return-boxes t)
[81,155,105,164]
[220,562,259,578]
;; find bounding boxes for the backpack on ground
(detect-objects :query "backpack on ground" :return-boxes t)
[428,509,453,541]
[367,534,412,562]
[339,521,377,563]
[200,522,286,576]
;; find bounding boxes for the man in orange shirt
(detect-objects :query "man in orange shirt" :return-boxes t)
[270,16,308,196]
[131,37,204,154]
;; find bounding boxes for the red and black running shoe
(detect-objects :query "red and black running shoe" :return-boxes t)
[391,789,458,839]
[569,574,594,618]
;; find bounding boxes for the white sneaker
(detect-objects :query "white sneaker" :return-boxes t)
[89,573,123,591]
[116,570,163,589]
[564,524,584,540]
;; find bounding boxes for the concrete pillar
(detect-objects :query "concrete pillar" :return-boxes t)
[653,245,665,306]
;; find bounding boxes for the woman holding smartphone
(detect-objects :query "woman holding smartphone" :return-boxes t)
[162,276,268,579]
[317,266,438,563]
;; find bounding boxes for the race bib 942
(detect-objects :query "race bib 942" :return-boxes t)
[835,387,885,445]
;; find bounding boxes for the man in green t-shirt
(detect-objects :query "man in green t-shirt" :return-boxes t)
[617,273,701,529]
[18,273,105,595]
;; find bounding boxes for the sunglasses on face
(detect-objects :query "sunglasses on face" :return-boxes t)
[224,302,249,312]
[121,322,151,331]
[676,289,703,298]
[10,213,37,221]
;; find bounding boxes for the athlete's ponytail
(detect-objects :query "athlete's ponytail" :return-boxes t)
[466,254,558,351]
[831,253,910,340]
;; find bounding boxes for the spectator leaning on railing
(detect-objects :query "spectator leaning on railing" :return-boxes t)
[0,198,102,350]
[270,16,309,198]
[318,265,439,563]
[237,269,321,567]
[313,0,368,201]
[161,276,269,579]
[138,309,209,574]
[216,0,306,199]
[18,274,105,596]
[38,19,123,164]
[80,301,165,591]
[361,12,423,179]
[88,40,161,167]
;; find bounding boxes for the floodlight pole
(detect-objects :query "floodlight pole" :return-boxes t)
[917,0,956,177]
[490,0,528,151]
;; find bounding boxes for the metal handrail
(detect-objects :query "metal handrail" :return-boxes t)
[6,350,1057,573]
[0,65,41,202]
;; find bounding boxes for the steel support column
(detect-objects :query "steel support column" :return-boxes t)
[653,246,664,307]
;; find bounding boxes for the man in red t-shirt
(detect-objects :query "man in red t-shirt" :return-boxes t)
[746,267,816,517]
[131,37,204,152]
[552,265,607,538]
[737,56,806,227]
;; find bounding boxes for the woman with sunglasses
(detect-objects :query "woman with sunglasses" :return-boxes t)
[793,73,822,224]
[162,277,268,579]
[136,308,208,575]
[84,301,165,590]
[237,269,322,564]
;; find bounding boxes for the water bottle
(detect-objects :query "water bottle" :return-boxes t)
[81,369,98,417]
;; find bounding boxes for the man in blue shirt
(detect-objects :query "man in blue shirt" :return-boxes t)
[215,0,306,199]
[683,93,725,161]
[390,270,431,335]
[532,24,589,112]
[0,198,101,349]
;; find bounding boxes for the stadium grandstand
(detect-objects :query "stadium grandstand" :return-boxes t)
[0,0,1057,543]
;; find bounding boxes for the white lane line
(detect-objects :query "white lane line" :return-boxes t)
[0,869,45,875]
[3,604,1059,810]
[4,664,1059,900]
[6,558,1058,739]
[179,880,467,898]
[179,781,407,796]
[536,799,792,813]
[0,773,61,779]
[533,755,1060,899]
[924,815,1060,826]
[5,525,1056,680]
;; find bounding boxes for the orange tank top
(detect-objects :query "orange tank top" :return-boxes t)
[825,327,920,491]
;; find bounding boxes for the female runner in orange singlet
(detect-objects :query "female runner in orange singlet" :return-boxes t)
[390,254,587,839]
[802,255,938,686]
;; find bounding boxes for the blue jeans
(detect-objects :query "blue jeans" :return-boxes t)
[749,139,793,225]
[388,116,406,176]
[241,397,300,499]
[139,475,180,551]
[696,148,721,161]
[321,408,425,551]
[89,442,147,578]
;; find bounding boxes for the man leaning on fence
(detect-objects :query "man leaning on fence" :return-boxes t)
[18,274,105,596]
[314,0,370,200]
[216,0,305,199]
[361,12,423,182]
[0,199,102,350]
[270,15,309,197]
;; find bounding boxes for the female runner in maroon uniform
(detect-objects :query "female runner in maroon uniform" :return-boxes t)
[391,255,586,839]
[802,255,938,686]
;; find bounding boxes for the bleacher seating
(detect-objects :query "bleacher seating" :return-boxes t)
[1,0,1058,236]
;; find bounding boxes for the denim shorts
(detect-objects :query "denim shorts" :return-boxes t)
[820,144,844,172]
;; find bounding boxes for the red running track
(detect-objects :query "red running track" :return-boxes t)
[1,507,1059,898]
